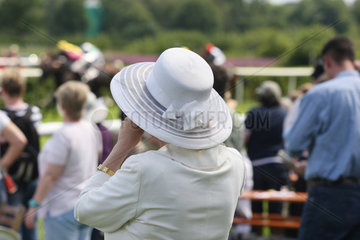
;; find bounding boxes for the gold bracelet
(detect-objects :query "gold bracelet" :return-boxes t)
[97,164,115,176]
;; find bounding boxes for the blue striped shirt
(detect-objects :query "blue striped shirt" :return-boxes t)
[284,70,360,180]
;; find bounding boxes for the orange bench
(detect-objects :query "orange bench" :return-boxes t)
[233,213,301,229]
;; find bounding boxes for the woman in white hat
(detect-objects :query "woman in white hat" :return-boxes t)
[75,47,246,240]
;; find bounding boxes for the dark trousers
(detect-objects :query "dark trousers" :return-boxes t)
[252,163,289,214]
[298,184,360,240]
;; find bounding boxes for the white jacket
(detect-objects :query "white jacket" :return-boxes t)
[75,144,246,240]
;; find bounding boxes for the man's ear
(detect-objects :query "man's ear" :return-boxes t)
[323,55,332,69]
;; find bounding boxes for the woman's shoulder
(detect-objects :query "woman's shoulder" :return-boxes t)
[125,148,169,164]
[118,149,169,178]
[221,145,244,161]
[51,121,87,139]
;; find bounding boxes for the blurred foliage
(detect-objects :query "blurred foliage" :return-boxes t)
[0,0,46,34]
[285,25,336,66]
[123,30,208,54]
[102,0,158,40]
[52,0,87,35]
[0,0,359,66]
[352,0,360,25]
[172,0,222,33]
[289,0,352,34]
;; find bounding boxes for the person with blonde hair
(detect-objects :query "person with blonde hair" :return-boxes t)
[25,81,102,240]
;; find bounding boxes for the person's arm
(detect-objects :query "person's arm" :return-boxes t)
[74,118,144,232]
[24,162,64,229]
[283,91,323,157]
[1,121,27,171]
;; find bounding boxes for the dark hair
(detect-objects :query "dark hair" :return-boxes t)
[211,64,229,98]
[1,69,26,97]
[321,36,355,65]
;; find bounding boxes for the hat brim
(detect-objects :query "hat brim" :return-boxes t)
[110,62,232,149]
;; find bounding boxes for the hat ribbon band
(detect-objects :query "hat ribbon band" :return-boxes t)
[162,100,213,131]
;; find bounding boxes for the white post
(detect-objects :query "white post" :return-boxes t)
[235,76,244,103]
[288,76,297,96]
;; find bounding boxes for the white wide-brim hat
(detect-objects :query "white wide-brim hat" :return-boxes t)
[110,47,232,149]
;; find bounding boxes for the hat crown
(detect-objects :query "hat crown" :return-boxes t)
[146,48,214,109]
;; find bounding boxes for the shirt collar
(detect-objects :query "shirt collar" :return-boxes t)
[334,70,360,79]
[159,144,226,170]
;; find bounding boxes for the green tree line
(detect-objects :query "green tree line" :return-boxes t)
[1,0,360,65]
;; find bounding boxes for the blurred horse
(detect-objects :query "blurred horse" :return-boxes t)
[39,51,120,98]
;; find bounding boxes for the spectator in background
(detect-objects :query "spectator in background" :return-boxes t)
[245,81,288,215]
[24,81,102,240]
[0,68,42,240]
[203,43,226,67]
[202,43,228,98]
[1,69,42,129]
[284,36,360,239]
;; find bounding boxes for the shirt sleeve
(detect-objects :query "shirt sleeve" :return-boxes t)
[74,156,141,233]
[0,111,10,134]
[44,131,70,166]
[283,91,324,157]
